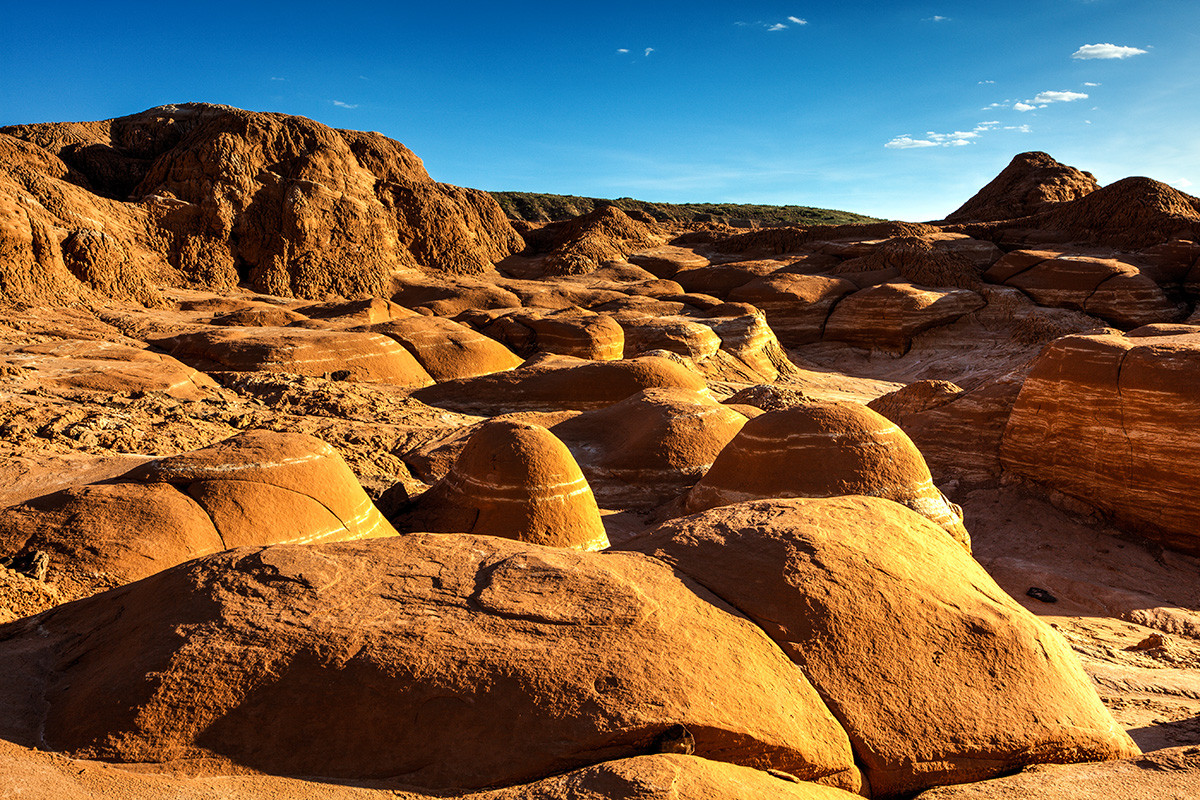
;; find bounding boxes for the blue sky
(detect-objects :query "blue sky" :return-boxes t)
[2,1,1197,220]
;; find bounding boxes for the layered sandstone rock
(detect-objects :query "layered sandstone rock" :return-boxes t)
[15,534,861,791]
[944,152,1099,223]
[0,339,220,399]
[866,380,965,424]
[153,327,435,387]
[0,431,396,591]
[635,496,1139,797]
[1001,330,1200,554]
[362,316,523,381]
[391,420,609,550]
[729,274,856,346]
[412,355,708,414]
[684,401,970,549]
[520,205,663,276]
[823,282,986,354]
[550,388,749,507]
[1,104,524,303]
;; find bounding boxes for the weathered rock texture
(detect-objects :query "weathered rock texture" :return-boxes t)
[519,205,663,276]
[685,401,970,548]
[1001,330,1200,554]
[391,420,609,550]
[362,316,524,381]
[635,496,1140,797]
[944,152,1099,223]
[823,282,986,354]
[0,104,523,302]
[14,534,861,791]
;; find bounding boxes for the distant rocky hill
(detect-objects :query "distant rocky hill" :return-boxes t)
[491,191,880,227]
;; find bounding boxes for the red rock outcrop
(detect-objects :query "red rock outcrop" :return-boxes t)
[14,534,861,791]
[1,104,524,303]
[391,420,609,550]
[729,274,856,345]
[519,204,663,276]
[0,431,396,592]
[362,315,524,381]
[823,282,986,354]
[550,387,749,507]
[1001,330,1200,554]
[412,355,709,414]
[153,327,435,387]
[634,496,1139,797]
[0,339,220,399]
[684,401,970,548]
[944,152,1099,223]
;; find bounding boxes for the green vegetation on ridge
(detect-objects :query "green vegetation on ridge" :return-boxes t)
[491,191,881,227]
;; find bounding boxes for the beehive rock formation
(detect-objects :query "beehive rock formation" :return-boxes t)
[153,327,435,387]
[391,420,609,550]
[823,282,985,354]
[944,151,1100,223]
[363,315,524,381]
[634,496,1139,797]
[10,534,861,791]
[412,354,709,414]
[1001,330,1200,554]
[685,401,970,549]
[520,204,663,276]
[0,430,396,592]
[0,104,523,303]
[550,387,749,507]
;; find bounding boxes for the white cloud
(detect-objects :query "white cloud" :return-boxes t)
[1004,124,1032,133]
[616,48,629,53]
[1172,177,1193,189]
[332,100,358,108]
[788,16,807,24]
[270,77,286,81]
[767,23,787,31]
[885,136,940,149]
[1014,102,1038,112]
[1072,43,1148,59]
[885,123,994,149]
[925,15,949,22]
[978,80,995,85]
[1083,82,1100,86]
[1033,90,1087,103]
[644,47,655,56]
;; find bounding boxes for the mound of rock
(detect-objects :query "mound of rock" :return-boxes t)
[391,420,609,550]
[867,380,965,424]
[633,496,1139,797]
[0,431,396,592]
[412,355,708,414]
[684,401,970,548]
[10,534,861,791]
[463,308,625,361]
[823,282,986,354]
[1001,329,1200,554]
[362,315,524,380]
[729,274,856,345]
[0,339,220,399]
[152,327,435,387]
[521,205,663,276]
[1,104,524,303]
[944,152,1099,223]
[550,388,750,507]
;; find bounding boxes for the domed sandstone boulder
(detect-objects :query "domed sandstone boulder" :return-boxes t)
[520,309,625,360]
[12,534,861,791]
[412,355,708,414]
[0,339,220,400]
[684,401,969,549]
[1001,330,1200,554]
[616,315,723,360]
[210,306,308,327]
[391,420,609,551]
[361,315,524,381]
[294,298,417,327]
[0,431,395,592]
[632,496,1140,797]
[728,274,857,346]
[672,259,786,298]
[0,741,863,800]
[823,282,986,354]
[944,151,1100,223]
[550,387,750,507]
[152,327,435,387]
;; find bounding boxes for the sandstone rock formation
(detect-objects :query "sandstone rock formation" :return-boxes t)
[152,327,435,387]
[1,104,523,303]
[10,534,861,791]
[823,282,986,354]
[1001,329,1200,554]
[390,420,609,550]
[634,496,1140,796]
[684,401,970,548]
[362,316,524,381]
[944,151,1099,223]
[729,274,856,345]
[518,204,663,276]
[0,339,220,399]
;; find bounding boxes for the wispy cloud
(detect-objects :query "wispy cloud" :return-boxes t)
[885,122,995,149]
[1083,82,1100,87]
[767,23,787,31]
[616,48,629,53]
[787,16,807,24]
[270,77,286,81]
[738,17,807,31]
[644,47,654,56]
[1004,124,1032,133]
[1072,43,1147,59]
[1173,177,1193,189]
[978,80,995,85]
[1013,90,1088,111]
[332,100,358,109]
[924,15,949,22]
